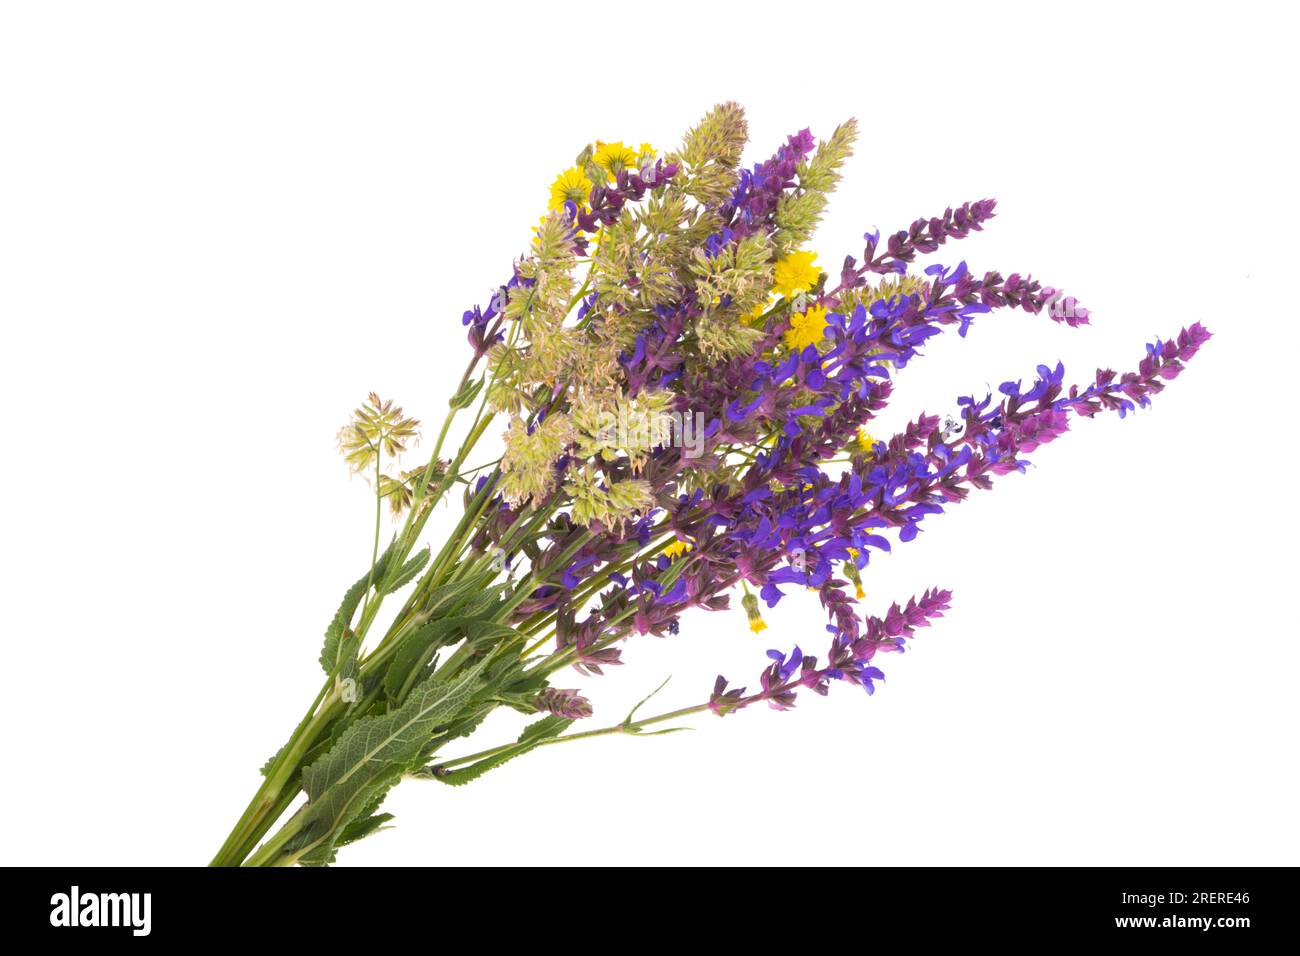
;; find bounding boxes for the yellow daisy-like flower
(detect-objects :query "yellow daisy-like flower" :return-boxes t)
[549,166,593,212]
[593,141,641,180]
[772,250,821,298]
[851,426,877,458]
[662,538,694,559]
[783,305,829,351]
[741,592,767,633]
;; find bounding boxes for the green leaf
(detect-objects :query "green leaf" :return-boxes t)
[429,715,572,787]
[459,581,511,618]
[294,659,489,860]
[423,703,493,758]
[338,811,394,845]
[383,617,522,706]
[448,377,485,410]
[381,617,460,704]
[421,569,496,617]
[297,812,395,867]
[319,543,395,677]
[493,672,551,715]
[258,746,283,778]
[384,547,429,595]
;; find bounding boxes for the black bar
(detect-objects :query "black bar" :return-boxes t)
[7,867,1290,942]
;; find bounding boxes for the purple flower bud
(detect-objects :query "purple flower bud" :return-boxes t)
[535,687,592,720]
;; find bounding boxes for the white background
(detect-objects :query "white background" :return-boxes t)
[3,1,1297,867]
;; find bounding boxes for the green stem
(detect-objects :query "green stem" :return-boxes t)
[358,445,383,627]
[209,684,341,866]
[432,701,711,772]
[243,806,309,867]
[222,775,300,866]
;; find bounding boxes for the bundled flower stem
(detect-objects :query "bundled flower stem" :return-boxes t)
[211,106,1209,866]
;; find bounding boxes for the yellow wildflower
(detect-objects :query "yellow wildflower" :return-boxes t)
[851,426,877,458]
[662,537,694,559]
[549,166,593,212]
[593,141,641,180]
[845,548,865,598]
[772,250,821,298]
[783,305,829,351]
[741,592,767,634]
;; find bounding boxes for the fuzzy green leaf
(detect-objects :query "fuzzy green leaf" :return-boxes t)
[429,715,572,787]
[422,569,497,617]
[297,812,394,867]
[448,377,485,410]
[384,547,429,595]
[319,543,394,676]
[381,616,518,705]
[294,658,490,861]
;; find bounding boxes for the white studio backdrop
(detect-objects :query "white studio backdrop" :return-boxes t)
[2,1,1296,866]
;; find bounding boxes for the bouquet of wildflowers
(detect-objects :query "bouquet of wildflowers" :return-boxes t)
[212,104,1209,866]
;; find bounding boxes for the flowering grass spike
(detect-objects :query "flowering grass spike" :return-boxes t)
[211,104,1208,866]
